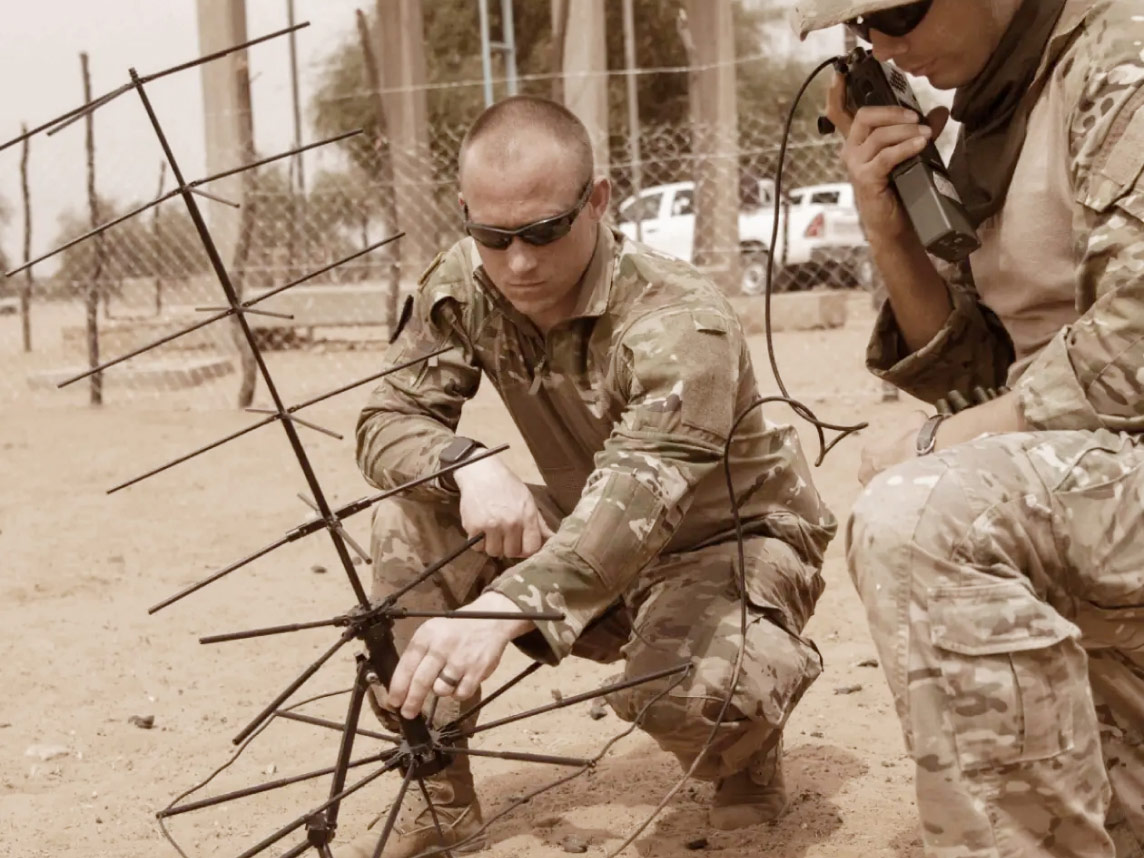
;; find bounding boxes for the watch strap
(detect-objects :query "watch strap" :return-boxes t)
[438,436,483,492]
[915,413,948,456]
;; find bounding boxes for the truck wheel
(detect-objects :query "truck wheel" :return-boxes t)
[739,248,771,296]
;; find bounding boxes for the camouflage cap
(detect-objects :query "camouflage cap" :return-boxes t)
[793,0,914,39]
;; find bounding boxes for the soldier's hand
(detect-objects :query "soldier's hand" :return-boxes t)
[825,73,947,245]
[386,591,531,718]
[454,457,555,558]
[858,411,929,485]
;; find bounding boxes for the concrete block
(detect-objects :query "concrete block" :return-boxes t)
[62,314,230,357]
[28,356,234,391]
[729,289,848,334]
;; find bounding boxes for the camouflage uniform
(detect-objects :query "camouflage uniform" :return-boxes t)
[842,2,1144,855]
[357,225,836,778]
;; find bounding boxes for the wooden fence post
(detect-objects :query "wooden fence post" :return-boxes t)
[82,52,104,405]
[19,124,33,353]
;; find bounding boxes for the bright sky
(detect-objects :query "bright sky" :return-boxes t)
[0,2,881,272]
[0,0,367,270]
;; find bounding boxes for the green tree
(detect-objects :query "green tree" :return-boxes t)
[309,167,384,247]
[51,196,210,294]
[308,2,840,216]
[312,1,777,162]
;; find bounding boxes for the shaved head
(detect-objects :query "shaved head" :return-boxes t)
[453,95,610,334]
[458,95,594,192]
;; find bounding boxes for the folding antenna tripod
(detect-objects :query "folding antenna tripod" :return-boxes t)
[3,23,689,858]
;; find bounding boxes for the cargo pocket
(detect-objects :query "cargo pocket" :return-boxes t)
[738,559,824,732]
[930,582,1080,772]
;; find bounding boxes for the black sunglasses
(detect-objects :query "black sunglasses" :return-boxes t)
[846,0,933,41]
[463,181,593,250]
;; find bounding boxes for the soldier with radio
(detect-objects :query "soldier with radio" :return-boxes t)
[799,0,1144,855]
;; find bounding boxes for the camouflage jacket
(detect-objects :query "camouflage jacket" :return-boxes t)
[868,0,1144,433]
[357,226,836,661]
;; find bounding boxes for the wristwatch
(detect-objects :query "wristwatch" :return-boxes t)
[438,436,484,492]
[915,413,949,456]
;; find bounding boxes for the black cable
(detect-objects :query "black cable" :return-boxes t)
[763,56,868,466]
[157,686,358,858]
[610,58,870,850]
[157,51,862,858]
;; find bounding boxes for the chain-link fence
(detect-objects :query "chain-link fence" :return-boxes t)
[0,103,862,409]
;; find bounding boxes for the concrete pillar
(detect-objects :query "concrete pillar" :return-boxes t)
[561,0,609,178]
[685,0,741,293]
[196,0,259,404]
[376,0,435,287]
[195,0,254,271]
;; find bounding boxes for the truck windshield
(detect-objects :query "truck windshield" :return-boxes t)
[618,192,662,223]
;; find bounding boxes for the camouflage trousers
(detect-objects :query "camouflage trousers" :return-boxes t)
[369,488,825,780]
[848,430,1144,857]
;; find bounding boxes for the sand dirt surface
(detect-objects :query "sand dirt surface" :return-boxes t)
[1,294,928,857]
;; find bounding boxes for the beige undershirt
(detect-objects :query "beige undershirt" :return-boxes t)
[968,66,1080,382]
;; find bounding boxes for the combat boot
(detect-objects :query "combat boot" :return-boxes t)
[332,755,486,858]
[707,737,787,830]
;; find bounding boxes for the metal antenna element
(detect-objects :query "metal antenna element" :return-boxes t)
[296,494,368,558]
[146,444,509,615]
[106,345,448,495]
[0,22,311,155]
[128,63,374,609]
[12,22,719,858]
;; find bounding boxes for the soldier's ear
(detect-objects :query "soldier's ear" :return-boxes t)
[457,192,466,210]
[587,178,611,220]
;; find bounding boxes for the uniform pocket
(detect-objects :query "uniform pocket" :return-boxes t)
[1078,88,1144,214]
[1050,443,1144,611]
[738,536,825,635]
[574,473,664,591]
[930,582,1081,771]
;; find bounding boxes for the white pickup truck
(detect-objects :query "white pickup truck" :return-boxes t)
[616,180,871,294]
[783,182,873,292]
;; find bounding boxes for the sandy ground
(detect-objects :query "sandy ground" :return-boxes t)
[0,293,930,858]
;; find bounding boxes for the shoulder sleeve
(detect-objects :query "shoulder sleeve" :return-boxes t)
[1015,5,1144,431]
[865,257,1014,402]
[355,245,483,496]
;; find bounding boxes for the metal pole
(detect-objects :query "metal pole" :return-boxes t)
[19,124,33,352]
[152,161,166,316]
[622,0,643,242]
[478,0,494,107]
[81,52,103,406]
[501,0,518,96]
[286,0,305,195]
[286,0,306,276]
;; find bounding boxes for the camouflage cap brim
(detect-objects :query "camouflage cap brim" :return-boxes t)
[792,0,916,39]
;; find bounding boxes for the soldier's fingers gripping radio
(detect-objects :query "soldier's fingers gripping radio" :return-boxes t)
[838,47,980,263]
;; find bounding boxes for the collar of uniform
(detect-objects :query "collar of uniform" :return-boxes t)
[565,225,616,321]
[1032,0,1091,83]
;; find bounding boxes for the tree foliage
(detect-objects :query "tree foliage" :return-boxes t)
[50,196,210,293]
[246,164,380,283]
[310,1,833,177]
[45,159,398,297]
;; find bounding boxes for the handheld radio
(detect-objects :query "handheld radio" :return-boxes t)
[838,47,979,263]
